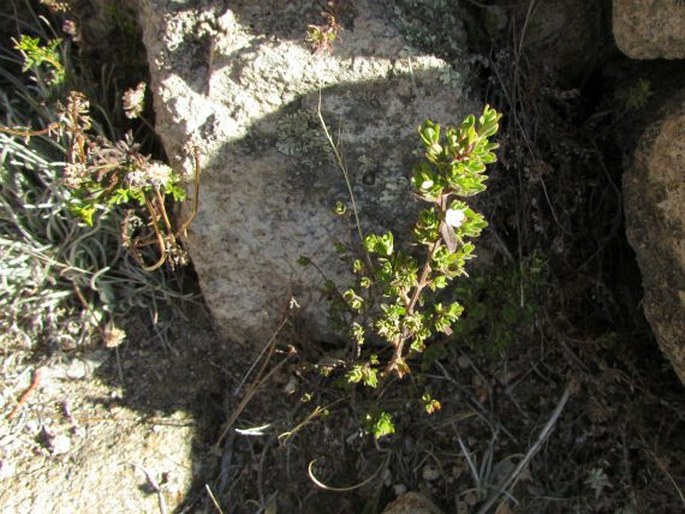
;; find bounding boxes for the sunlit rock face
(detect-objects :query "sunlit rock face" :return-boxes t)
[138,0,478,345]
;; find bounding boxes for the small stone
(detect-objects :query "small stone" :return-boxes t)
[50,434,71,455]
[393,483,407,496]
[66,359,90,380]
[422,464,440,481]
[0,460,15,480]
[463,492,477,506]
[283,375,298,394]
[382,492,442,514]
[457,355,470,369]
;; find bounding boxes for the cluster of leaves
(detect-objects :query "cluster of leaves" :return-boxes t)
[2,35,196,271]
[616,78,653,111]
[305,106,501,437]
[305,1,347,54]
[13,34,65,88]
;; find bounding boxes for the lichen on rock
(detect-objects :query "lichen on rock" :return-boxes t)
[623,96,685,383]
[613,0,685,59]
[138,0,478,345]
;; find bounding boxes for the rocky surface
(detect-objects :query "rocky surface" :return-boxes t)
[613,0,685,59]
[623,97,685,384]
[0,359,196,513]
[137,0,477,345]
[0,302,224,514]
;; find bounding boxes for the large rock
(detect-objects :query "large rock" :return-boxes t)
[613,0,685,59]
[623,97,685,384]
[137,0,477,345]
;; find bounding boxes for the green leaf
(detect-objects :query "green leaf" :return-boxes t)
[364,232,394,256]
[352,259,364,274]
[350,322,365,345]
[365,411,395,439]
[422,393,442,415]
[69,202,97,226]
[343,289,364,311]
[346,361,379,388]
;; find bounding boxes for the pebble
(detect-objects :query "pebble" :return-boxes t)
[0,460,16,480]
[50,434,72,455]
[422,464,440,481]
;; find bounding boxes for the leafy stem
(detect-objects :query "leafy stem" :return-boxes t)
[358,105,501,380]
[303,104,501,438]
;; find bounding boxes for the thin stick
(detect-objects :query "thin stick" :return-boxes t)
[647,448,685,508]
[317,91,365,246]
[516,0,537,57]
[434,362,519,444]
[233,319,285,396]
[179,146,202,236]
[0,123,59,138]
[205,484,225,514]
[7,368,43,421]
[476,382,572,514]
[131,463,168,514]
[214,318,290,448]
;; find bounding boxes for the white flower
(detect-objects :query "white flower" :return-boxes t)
[126,168,147,189]
[445,208,466,228]
[420,178,434,189]
[145,162,174,189]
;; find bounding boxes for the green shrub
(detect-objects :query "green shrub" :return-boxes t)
[305,105,501,437]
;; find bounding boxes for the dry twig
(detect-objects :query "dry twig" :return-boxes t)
[6,367,43,421]
[476,382,572,514]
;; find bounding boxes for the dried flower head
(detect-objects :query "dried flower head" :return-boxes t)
[145,161,174,189]
[62,20,81,42]
[63,162,88,189]
[126,161,174,190]
[40,0,69,13]
[103,322,126,348]
[122,82,146,119]
[60,91,92,131]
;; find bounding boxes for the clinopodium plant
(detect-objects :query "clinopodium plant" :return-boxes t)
[337,105,501,395]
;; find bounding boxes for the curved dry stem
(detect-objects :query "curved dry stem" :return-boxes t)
[0,122,59,138]
[138,195,167,271]
[179,146,202,237]
[307,456,388,492]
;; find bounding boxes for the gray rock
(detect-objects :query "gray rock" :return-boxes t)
[138,0,478,345]
[613,0,685,59]
[623,96,685,384]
